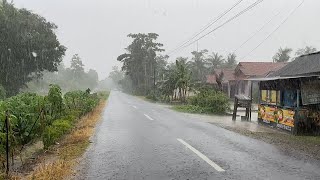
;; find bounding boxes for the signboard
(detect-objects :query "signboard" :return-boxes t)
[258,105,295,131]
[275,109,295,127]
[301,80,320,105]
[258,105,276,122]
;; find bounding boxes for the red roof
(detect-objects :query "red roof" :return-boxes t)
[206,69,235,84]
[236,62,288,77]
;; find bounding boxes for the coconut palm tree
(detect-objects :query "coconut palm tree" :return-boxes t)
[207,52,224,69]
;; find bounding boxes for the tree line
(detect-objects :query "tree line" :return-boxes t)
[115,33,238,101]
[115,33,318,102]
[25,54,99,94]
[273,46,317,62]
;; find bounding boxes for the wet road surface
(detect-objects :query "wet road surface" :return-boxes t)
[81,91,320,180]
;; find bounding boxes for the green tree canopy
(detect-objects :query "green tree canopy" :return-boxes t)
[189,49,208,82]
[117,33,164,95]
[206,52,224,70]
[70,54,85,79]
[224,53,237,68]
[272,47,292,62]
[295,46,317,56]
[0,1,66,95]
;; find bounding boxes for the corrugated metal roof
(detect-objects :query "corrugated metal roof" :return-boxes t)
[271,52,320,77]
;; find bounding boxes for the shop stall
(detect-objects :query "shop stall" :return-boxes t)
[256,76,320,135]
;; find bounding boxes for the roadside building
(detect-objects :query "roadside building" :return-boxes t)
[206,62,287,99]
[234,62,287,98]
[255,52,320,135]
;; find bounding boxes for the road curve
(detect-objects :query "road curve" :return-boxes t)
[80,91,320,180]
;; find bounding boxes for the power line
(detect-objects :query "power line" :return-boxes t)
[168,0,265,55]
[233,10,282,53]
[240,0,305,60]
[167,0,244,55]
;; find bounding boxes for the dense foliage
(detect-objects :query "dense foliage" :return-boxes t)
[0,85,108,169]
[0,1,66,96]
[173,88,230,114]
[117,33,164,95]
[188,88,230,114]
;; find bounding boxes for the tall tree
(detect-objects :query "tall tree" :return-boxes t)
[224,53,237,68]
[70,54,85,80]
[155,55,169,81]
[206,52,224,70]
[189,49,208,82]
[272,47,292,62]
[117,33,164,95]
[0,1,66,95]
[295,46,317,56]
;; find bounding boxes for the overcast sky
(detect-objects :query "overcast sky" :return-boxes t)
[14,0,320,79]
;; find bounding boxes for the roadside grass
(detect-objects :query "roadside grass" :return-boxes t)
[28,160,73,180]
[26,100,107,180]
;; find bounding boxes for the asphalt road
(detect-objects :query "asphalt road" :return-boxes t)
[81,91,320,180]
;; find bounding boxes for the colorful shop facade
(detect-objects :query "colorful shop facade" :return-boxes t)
[256,52,320,135]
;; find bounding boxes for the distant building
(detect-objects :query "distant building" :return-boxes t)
[206,62,288,99]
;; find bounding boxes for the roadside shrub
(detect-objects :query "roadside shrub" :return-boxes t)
[43,119,72,149]
[188,88,230,114]
[146,92,159,102]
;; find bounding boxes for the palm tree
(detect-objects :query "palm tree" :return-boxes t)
[225,53,237,68]
[189,50,208,82]
[272,47,292,62]
[207,52,225,70]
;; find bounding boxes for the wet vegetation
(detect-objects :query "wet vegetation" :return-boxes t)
[0,84,107,174]
[0,1,110,176]
[115,33,234,114]
[0,1,66,96]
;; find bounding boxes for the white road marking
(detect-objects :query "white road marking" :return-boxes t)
[177,138,225,172]
[132,105,138,109]
[144,114,154,121]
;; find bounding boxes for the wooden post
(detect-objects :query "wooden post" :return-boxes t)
[232,98,238,121]
[250,81,253,121]
[293,89,300,135]
[5,111,9,175]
